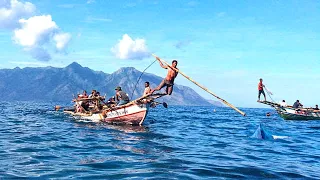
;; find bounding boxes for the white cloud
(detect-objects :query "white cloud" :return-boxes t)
[1,0,71,61]
[14,15,58,47]
[57,4,79,9]
[13,15,71,61]
[217,12,226,18]
[187,1,198,6]
[87,0,95,4]
[111,34,150,60]
[84,17,112,23]
[0,0,36,29]
[53,32,71,51]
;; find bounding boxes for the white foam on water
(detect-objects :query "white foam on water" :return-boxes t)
[272,135,289,139]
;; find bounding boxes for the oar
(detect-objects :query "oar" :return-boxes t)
[152,54,246,116]
[154,101,168,108]
[54,105,75,112]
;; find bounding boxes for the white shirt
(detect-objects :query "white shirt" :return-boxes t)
[279,101,287,107]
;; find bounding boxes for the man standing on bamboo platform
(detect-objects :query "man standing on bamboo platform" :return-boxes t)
[257,78,266,102]
[151,57,178,95]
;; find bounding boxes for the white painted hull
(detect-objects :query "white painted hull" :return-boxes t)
[63,111,104,122]
[103,103,149,125]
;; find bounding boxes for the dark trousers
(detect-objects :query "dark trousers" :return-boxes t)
[258,90,266,99]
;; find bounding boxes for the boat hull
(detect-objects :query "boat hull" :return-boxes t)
[63,111,104,122]
[259,101,320,120]
[102,103,149,125]
[277,108,320,120]
[64,103,150,125]
[63,93,167,125]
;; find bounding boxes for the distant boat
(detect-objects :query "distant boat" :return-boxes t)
[64,93,167,125]
[258,101,320,120]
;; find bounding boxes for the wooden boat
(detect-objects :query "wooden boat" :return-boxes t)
[64,93,167,125]
[258,101,320,120]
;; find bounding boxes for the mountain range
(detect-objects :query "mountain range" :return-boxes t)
[0,62,223,106]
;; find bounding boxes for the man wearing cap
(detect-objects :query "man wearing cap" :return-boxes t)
[115,86,130,106]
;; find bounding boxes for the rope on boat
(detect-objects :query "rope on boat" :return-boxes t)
[130,58,158,100]
[264,86,275,103]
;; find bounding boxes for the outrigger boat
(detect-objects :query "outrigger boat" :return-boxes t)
[259,101,320,120]
[63,54,246,125]
[63,93,167,125]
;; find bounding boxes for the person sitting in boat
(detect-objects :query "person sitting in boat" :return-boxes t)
[81,100,90,111]
[150,58,178,95]
[314,105,319,110]
[82,90,88,98]
[293,100,303,108]
[96,92,105,100]
[257,78,266,102]
[95,91,106,107]
[107,96,115,103]
[104,96,116,108]
[88,90,97,98]
[279,100,287,107]
[74,91,88,112]
[115,86,130,106]
[143,81,152,96]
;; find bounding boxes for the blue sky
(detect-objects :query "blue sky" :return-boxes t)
[0,0,319,108]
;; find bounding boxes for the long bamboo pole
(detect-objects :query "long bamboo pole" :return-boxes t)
[152,54,246,116]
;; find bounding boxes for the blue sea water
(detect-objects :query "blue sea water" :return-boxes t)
[0,101,320,179]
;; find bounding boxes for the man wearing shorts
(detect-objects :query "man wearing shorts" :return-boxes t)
[151,58,178,95]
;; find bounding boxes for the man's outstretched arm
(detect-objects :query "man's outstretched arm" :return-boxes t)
[156,57,167,69]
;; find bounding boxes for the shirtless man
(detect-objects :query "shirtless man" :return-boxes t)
[150,57,178,95]
[143,81,152,96]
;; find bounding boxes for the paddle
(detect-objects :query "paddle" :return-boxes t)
[151,101,168,108]
[163,102,168,108]
[152,54,246,116]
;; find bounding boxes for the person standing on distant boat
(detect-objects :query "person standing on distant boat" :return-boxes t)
[257,78,266,102]
[151,58,178,95]
[143,81,152,96]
